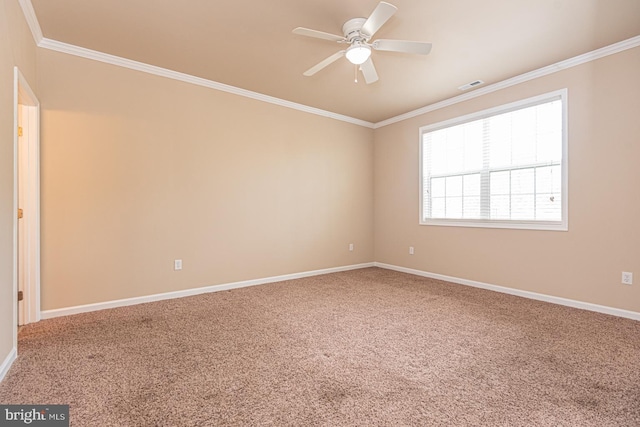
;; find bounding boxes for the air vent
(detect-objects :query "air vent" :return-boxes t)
[458,80,484,91]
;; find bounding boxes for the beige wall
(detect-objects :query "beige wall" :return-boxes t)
[3,4,638,365]
[0,0,38,363]
[374,47,640,312]
[37,49,374,310]
[31,44,640,315]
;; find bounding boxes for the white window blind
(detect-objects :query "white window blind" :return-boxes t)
[420,90,567,230]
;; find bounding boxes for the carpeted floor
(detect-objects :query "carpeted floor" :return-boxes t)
[1,267,639,426]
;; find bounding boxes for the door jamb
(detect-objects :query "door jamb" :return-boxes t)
[13,66,40,344]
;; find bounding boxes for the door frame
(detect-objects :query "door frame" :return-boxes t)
[13,66,40,341]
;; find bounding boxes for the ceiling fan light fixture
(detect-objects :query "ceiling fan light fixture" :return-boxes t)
[294,2,432,84]
[345,43,371,65]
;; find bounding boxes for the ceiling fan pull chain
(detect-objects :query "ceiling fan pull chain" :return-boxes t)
[354,64,358,83]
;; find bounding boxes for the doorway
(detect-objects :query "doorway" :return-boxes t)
[13,67,40,342]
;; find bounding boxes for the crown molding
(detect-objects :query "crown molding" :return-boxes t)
[17,0,640,130]
[18,1,373,128]
[37,38,375,128]
[18,0,42,43]
[374,35,640,128]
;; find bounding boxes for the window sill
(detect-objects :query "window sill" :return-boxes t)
[419,218,568,231]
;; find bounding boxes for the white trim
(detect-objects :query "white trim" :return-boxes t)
[375,35,640,128]
[41,263,375,319]
[18,2,372,128]
[17,0,42,43]
[418,89,568,231]
[17,105,25,325]
[14,68,41,328]
[12,69,19,351]
[36,38,375,129]
[17,1,640,129]
[0,348,17,383]
[374,263,640,321]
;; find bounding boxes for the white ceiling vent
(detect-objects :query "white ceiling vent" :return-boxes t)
[458,80,484,91]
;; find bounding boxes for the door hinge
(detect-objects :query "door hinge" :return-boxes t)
[18,208,23,219]
[18,291,23,301]
[18,126,23,137]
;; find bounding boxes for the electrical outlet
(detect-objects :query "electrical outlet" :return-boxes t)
[174,259,182,271]
[622,272,633,285]
[409,246,414,255]
[349,243,354,252]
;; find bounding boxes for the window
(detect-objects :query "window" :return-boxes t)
[420,90,567,230]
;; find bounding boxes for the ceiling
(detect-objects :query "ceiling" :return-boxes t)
[29,0,640,123]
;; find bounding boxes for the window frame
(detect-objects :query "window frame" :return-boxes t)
[419,89,568,231]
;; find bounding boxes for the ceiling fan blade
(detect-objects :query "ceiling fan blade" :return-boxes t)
[359,58,379,84]
[303,50,346,76]
[293,27,346,42]
[372,39,432,55]
[361,2,398,38]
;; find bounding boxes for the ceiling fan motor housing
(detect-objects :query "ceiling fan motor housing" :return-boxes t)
[342,18,370,43]
[294,2,432,84]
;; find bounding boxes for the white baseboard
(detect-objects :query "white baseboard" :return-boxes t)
[38,261,640,322]
[41,263,375,319]
[0,347,17,383]
[374,262,640,321]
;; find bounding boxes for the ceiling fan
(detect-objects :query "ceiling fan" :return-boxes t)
[292,1,432,84]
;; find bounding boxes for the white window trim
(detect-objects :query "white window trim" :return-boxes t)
[419,89,568,231]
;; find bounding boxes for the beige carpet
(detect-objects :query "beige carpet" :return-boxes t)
[1,268,639,426]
